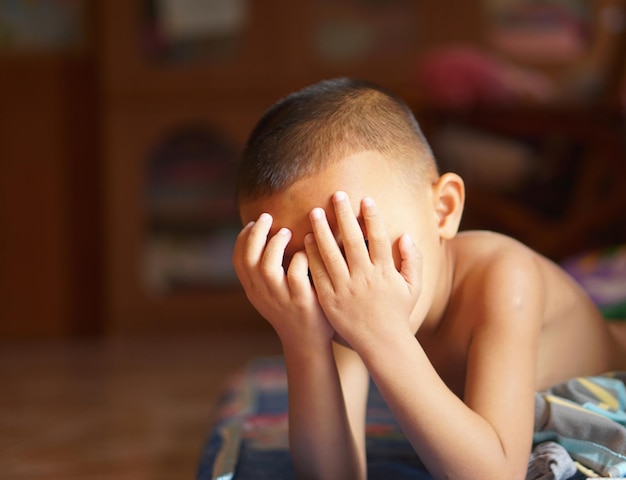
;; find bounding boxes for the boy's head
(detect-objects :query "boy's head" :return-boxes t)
[236,79,464,285]
[236,77,439,205]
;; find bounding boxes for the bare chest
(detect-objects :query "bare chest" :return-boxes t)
[419,327,471,399]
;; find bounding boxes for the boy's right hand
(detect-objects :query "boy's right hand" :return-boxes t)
[232,213,334,347]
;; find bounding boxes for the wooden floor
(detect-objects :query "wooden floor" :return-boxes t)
[0,331,282,480]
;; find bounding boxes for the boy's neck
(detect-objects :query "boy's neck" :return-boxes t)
[421,242,456,335]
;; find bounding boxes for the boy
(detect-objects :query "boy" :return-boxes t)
[232,78,626,479]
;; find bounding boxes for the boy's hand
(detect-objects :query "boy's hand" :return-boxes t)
[305,192,422,352]
[232,213,334,347]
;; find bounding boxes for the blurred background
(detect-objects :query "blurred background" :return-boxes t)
[0,1,625,477]
[1,0,625,340]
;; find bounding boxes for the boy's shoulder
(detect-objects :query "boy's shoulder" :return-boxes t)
[449,230,546,296]
[451,230,536,265]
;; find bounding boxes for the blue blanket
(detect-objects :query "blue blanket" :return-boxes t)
[197,357,626,479]
[197,357,429,480]
[533,373,626,478]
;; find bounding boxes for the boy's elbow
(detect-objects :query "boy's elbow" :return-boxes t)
[470,457,528,480]
[431,451,528,480]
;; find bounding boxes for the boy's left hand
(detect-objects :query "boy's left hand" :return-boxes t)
[305,191,422,352]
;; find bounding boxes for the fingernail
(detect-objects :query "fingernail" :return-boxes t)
[334,191,347,201]
[278,228,291,237]
[363,197,375,208]
[310,208,324,220]
[259,213,271,223]
[304,233,315,244]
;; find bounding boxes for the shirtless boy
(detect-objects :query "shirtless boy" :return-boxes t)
[232,78,626,479]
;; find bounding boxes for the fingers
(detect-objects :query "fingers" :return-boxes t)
[241,213,273,267]
[308,192,396,279]
[287,250,314,299]
[232,220,256,287]
[262,227,292,277]
[332,191,370,266]
[232,213,289,288]
[308,207,349,282]
[398,233,422,290]
[360,196,394,266]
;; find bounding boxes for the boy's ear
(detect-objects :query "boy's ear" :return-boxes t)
[432,172,465,239]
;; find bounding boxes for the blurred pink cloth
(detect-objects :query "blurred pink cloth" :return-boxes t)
[415,45,556,108]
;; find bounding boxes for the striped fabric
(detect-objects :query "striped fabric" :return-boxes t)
[534,372,626,478]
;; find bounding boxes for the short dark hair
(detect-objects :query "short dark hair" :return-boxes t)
[236,77,438,203]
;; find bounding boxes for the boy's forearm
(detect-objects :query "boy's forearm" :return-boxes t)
[282,342,366,480]
[356,334,531,480]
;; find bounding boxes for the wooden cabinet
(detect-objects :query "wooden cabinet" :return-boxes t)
[0,1,503,338]
[0,55,102,337]
[3,1,622,337]
[101,97,265,334]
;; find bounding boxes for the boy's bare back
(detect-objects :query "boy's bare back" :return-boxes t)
[427,230,623,396]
